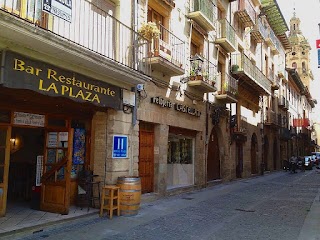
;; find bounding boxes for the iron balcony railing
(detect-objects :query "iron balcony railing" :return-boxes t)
[237,0,256,25]
[221,73,238,97]
[216,18,236,46]
[265,110,277,125]
[189,55,217,86]
[231,53,271,93]
[151,24,185,69]
[190,0,216,24]
[268,29,280,52]
[257,18,268,39]
[0,0,150,75]
[268,68,275,82]
[280,127,291,140]
[231,115,247,133]
[279,96,289,109]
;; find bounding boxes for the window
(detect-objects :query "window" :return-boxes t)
[292,62,297,69]
[168,135,193,164]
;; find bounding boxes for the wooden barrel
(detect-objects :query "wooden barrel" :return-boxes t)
[117,176,141,216]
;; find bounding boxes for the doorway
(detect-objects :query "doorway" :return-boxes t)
[207,128,220,181]
[8,127,44,210]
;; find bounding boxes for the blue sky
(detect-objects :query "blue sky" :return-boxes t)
[276,0,320,121]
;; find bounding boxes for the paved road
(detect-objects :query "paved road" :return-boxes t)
[10,169,320,240]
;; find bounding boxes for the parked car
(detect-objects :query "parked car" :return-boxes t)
[304,156,313,170]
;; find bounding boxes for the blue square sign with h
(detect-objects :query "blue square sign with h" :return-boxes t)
[112,135,128,158]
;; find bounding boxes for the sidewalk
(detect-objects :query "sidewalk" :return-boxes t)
[4,170,320,240]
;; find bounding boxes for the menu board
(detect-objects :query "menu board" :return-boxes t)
[13,112,45,127]
[36,156,43,186]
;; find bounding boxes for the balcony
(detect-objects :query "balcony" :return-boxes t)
[186,55,217,93]
[268,69,280,90]
[231,53,271,95]
[251,18,268,43]
[215,73,238,103]
[234,0,257,28]
[264,110,278,127]
[278,96,289,110]
[231,115,248,142]
[280,128,291,141]
[0,0,151,86]
[265,29,280,55]
[149,24,185,76]
[214,19,237,53]
[187,0,216,32]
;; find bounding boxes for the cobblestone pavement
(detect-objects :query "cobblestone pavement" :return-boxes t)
[7,170,320,240]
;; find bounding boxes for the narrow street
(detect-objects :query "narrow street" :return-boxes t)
[6,169,320,240]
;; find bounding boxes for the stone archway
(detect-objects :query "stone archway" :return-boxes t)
[251,133,258,174]
[207,128,220,181]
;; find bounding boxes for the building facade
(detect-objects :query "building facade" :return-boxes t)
[0,0,316,221]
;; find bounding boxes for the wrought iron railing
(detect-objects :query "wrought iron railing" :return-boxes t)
[257,19,268,39]
[268,29,280,52]
[151,24,185,69]
[231,53,271,93]
[0,0,150,75]
[265,110,277,125]
[189,55,217,86]
[190,0,216,23]
[280,127,291,140]
[237,0,256,24]
[221,73,238,96]
[280,96,289,109]
[216,18,236,47]
[268,68,275,82]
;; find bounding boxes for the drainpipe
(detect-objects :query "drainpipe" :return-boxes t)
[0,50,5,85]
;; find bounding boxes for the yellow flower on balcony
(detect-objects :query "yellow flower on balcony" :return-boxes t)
[138,22,161,41]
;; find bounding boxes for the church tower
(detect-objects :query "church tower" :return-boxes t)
[286,12,314,89]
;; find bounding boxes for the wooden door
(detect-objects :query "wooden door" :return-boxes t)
[251,134,258,174]
[0,127,10,216]
[40,128,73,214]
[207,129,220,181]
[139,123,154,193]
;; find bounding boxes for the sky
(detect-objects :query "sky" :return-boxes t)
[276,0,320,122]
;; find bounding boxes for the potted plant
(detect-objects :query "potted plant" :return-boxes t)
[231,64,239,72]
[138,22,161,41]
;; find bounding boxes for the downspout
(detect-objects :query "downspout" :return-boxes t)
[0,50,5,85]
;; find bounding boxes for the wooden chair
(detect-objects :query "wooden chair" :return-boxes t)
[100,185,120,219]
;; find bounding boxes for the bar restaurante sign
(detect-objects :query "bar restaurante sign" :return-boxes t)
[1,51,121,109]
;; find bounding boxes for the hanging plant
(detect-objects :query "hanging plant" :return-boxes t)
[138,22,161,41]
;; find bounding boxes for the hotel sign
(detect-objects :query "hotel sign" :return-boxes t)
[2,51,121,110]
[43,0,72,22]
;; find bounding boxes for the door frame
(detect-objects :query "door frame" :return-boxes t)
[0,126,11,217]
